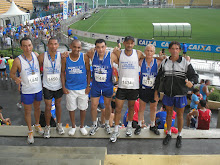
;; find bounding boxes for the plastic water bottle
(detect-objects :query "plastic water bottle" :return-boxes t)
[164,122,167,133]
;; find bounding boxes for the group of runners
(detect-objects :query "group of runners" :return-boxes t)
[9,35,198,148]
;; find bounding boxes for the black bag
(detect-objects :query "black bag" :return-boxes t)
[158,59,168,93]
[39,111,56,127]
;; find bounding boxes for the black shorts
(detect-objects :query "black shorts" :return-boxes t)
[139,87,156,103]
[43,87,63,100]
[0,68,6,72]
[116,88,139,100]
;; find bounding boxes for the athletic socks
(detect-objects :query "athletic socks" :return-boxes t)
[138,120,142,127]
[151,121,155,127]
[167,130,171,135]
[93,121,97,126]
[105,120,109,125]
[178,132,182,136]
[115,125,119,132]
[127,121,132,128]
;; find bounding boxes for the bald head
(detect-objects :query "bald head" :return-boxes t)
[71,39,81,46]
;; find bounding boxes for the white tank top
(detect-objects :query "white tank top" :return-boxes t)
[0,57,6,69]
[118,49,139,89]
[43,51,62,91]
[18,52,42,94]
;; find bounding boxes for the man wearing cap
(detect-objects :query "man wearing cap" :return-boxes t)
[110,36,145,142]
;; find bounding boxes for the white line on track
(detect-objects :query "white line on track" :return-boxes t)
[86,10,109,32]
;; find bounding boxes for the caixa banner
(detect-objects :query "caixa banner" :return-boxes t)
[137,39,220,53]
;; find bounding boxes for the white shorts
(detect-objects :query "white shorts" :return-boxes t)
[66,89,88,111]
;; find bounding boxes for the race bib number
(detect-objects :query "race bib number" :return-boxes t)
[95,73,107,82]
[28,74,39,84]
[122,77,134,87]
[142,76,155,87]
[47,74,60,84]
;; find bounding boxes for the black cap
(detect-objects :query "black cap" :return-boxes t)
[124,36,135,42]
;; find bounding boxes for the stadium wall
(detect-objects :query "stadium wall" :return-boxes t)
[70,28,220,54]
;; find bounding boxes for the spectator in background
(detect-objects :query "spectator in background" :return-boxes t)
[186,100,211,130]
[182,43,188,57]
[7,55,14,71]
[68,27,72,39]
[190,88,200,110]
[0,106,11,125]
[200,79,214,101]
[156,105,176,129]
[0,55,8,80]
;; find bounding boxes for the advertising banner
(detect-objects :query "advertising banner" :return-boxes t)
[137,39,220,53]
[63,0,68,20]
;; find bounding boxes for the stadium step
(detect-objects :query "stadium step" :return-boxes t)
[0,126,220,139]
[0,146,106,165]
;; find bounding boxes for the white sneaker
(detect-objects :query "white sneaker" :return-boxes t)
[44,125,50,138]
[27,131,34,144]
[1,78,3,80]
[5,77,8,81]
[68,128,76,136]
[16,103,22,109]
[56,123,65,135]
[80,127,88,136]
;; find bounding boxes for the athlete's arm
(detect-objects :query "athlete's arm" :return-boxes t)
[9,57,21,85]
[85,48,95,60]
[38,53,44,68]
[84,53,91,95]
[137,50,145,60]
[61,57,69,94]
[111,52,119,65]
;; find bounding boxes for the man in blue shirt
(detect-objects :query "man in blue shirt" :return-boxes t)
[182,43,188,57]
[67,27,72,39]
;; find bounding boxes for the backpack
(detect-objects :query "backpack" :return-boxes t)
[39,111,56,127]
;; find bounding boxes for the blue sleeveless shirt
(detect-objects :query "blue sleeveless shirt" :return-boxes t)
[200,84,207,100]
[92,51,113,89]
[65,53,87,90]
[140,58,158,88]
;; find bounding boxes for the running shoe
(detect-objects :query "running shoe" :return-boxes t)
[134,125,141,135]
[110,131,119,143]
[163,134,172,145]
[80,127,88,136]
[56,123,65,135]
[5,77,8,81]
[176,135,182,148]
[16,103,22,109]
[27,131,34,144]
[35,124,44,135]
[104,124,112,134]
[44,125,50,138]
[89,125,99,136]
[126,126,133,137]
[150,126,160,135]
[68,128,76,136]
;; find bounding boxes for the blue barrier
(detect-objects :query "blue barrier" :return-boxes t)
[137,39,220,54]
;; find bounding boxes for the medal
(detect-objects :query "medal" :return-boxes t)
[32,71,35,75]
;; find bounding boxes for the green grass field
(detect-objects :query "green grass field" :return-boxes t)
[70,8,220,60]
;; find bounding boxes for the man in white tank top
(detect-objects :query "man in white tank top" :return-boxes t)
[38,37,65,138]
[10,37,44,144]
[110,36,145,143]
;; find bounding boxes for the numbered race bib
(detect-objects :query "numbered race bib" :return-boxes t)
[142,76,155,87]
[122,77,134,87]
[47,74,60,84]
[95,73,107,82]
[28,74,39,84]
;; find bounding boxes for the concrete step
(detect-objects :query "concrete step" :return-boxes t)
[0,146,106,165]
[0,157,101,165]
[0,146,107,155]
[0,126,220,139]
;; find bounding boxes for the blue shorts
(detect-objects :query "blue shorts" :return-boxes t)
[21,90,43,105]
[98,103,105,109]
[162,95,187,108]
[90,87,113,98]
